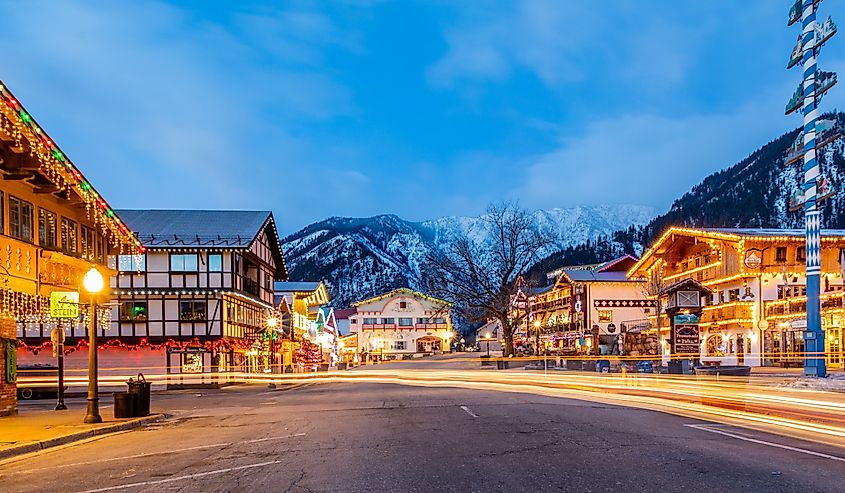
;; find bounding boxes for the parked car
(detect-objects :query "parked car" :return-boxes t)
[16,364,64,400]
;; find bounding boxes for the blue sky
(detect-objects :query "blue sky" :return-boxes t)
[2,0,844,233]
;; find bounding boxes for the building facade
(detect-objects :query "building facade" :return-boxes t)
[2,81,142,414]
[629,227,845,368]
[19,210,289,387]
[350,288,453,361]
[275,281,332,368]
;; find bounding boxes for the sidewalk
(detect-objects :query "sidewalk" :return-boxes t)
[0,398,164,462]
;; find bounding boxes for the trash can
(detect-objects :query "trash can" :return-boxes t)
[113,392,135,419]
[127,373,151,417]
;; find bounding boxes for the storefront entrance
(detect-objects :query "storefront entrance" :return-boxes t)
[416,336,442,353]
[827,328,842,368]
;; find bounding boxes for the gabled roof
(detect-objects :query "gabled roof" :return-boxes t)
[628,226,845,278]
[334,308,357,320]
[118,209,287,278]
[0,80,142,253]
[351,288,452,307]
[595,254,639,273]
[559,269,635,283]
[661,277,712,295]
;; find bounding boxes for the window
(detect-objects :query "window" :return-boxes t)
[171,254,199,272]
[60,218,77,256]
[9,196,33,242]
[797,247,806,261]
[81,226,96,261]
[380,318,395,325]
[416,317,428,324]
[597,310,612,323]
[208,254,223,272]
[399,301,408,309]
[776,247,787,263]
[180,301,207,321]
[677,291,700,307]
[398,317,413,326]
[350,318,357,324]
[95,234,105,263]
[118,254,146,272]
[119,301,148,321]
[728,289,740,302]
[391,341,407,350]
[363,317,377,325]
[38,209,57,248]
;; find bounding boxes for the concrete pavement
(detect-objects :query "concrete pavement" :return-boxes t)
[2,382,845,492]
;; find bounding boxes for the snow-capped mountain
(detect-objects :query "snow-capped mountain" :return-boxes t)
[281,205,655,307]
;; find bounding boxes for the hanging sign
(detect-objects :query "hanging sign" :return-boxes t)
[50,292,79,319]
[4,341,15,383]
[744,249,763,269]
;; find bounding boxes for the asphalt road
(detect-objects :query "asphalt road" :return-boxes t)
[2,382,845,492]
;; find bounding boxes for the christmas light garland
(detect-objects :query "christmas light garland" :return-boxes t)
[0,80,143,255]
[17,336,253,356]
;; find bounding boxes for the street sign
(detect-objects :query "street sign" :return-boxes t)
[49,291,79,319]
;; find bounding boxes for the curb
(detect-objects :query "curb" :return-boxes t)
[0,413,165,462]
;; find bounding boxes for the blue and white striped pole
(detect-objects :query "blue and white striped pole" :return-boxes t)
[800,0,825,377]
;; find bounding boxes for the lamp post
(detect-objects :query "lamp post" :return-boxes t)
[82,267,104,424]
[265,313,279,389]
[533,320,541,356]
[485,331,492,356]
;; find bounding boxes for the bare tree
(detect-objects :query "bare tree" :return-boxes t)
[424,202,553,356]
[641,264,668,362]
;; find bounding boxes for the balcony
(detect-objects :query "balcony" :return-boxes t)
[700,303,754,324]
[362,324,397,330]
[415,323,449,330]
[242,278,261,298]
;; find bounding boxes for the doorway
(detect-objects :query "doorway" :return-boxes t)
[828,328,842,368]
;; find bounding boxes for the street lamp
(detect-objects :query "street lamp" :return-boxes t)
[484,331,492,356]
[264,312,280,389]
[82,267,104,424]
[533,320,541,355]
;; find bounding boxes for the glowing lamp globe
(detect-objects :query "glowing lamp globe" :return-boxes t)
[266,316,279,329]
[83,267,104,294]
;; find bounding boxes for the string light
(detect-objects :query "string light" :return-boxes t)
[0,80,143,254]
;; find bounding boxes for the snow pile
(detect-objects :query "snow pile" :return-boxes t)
[779,372,845,392]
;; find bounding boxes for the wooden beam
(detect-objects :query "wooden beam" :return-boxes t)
[2,172,36,181]
[33,185,60,194]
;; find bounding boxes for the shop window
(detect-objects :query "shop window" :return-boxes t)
[119,301,148,321]
[776,247,787,263]
[398,317,413,326]
[797,247,806,261]
[706,334,725,357]
[118,254,146,272]
[208,253,223,272]
[38,208,57,249]
[180,301,207,321]
[181,352,203,373]
[391,341,407,350]
[171,254,199,272]
[9,196,34,242]
[597,310,612,323]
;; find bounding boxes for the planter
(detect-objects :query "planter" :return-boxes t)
[694,365,751,377]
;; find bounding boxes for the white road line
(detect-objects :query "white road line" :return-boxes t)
[460,405,478,418]
[243,432,307,444]
[77,460,283,492]
[10,433,306,474]
[685,424,845,463]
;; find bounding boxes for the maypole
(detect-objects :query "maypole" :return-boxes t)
[786,0,837,377]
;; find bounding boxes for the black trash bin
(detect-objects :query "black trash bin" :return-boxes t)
[113,392,135,419]
[127,373,151,417]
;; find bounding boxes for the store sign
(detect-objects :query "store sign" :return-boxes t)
[674,324,700,355]
[791,319,808,329]
[49,292,79,319]
[744,249,763,269]
[673,314,700,325]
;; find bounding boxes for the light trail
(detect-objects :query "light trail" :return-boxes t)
[18,366,845,447]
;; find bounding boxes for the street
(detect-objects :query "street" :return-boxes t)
[3,378,845,492]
